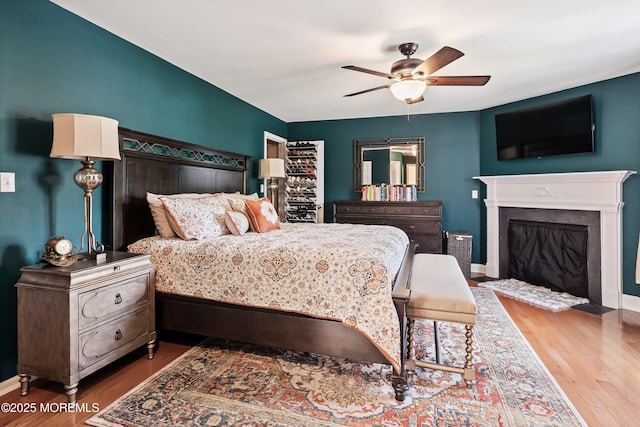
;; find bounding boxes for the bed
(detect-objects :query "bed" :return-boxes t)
[106,128,415,400]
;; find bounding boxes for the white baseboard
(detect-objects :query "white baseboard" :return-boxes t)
[0,375,19,398]
[471,263,486,276]
[622,293,640,313]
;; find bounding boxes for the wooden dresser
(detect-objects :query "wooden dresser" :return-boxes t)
[333,200,443,253]
[16,252,156,403]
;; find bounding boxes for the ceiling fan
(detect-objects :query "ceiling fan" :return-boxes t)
[342,43,491,104]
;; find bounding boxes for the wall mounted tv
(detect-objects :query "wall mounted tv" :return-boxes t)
[495,94,594,160]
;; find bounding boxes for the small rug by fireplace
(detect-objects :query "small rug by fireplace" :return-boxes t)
[478,278,590,311]
[87,289,585,427]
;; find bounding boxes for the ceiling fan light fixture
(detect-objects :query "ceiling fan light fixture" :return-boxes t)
[390,79,426,102]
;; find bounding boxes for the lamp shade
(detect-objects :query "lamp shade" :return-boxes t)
[390,79,426,102]
[258,158,285,179]
[51,113,121,160]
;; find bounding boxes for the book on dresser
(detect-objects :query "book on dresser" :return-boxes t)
[333,200,443,254]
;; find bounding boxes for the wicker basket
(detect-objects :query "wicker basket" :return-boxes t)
[445,231,472,278]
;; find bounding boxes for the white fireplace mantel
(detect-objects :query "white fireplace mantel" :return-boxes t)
[474,170,636,309]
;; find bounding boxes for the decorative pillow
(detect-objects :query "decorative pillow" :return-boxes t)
[147,192,217,238]
[227,196,260,231]
[227,197,248,214]
[225,210,250,236]
[159,196,230,240]
[224,192,260,200]
[245,198,281,233]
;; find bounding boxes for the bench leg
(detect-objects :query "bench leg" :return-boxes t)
[406,318,476,387]
[433,320,442,364]
[463,324,475,387]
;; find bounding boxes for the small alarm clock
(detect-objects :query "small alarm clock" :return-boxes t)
[42,236,77,266]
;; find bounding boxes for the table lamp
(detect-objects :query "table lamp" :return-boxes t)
[50,113,120,258]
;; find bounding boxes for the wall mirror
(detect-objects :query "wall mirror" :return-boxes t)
[353,137,425,192]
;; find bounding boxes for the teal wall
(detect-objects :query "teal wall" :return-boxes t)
[478,74,640,300]
[288,111,483,253]
[0,0,286,382]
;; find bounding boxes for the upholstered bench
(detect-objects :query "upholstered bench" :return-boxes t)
[406,254,477,386]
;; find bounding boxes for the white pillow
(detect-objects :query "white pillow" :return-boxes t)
[224,192,260,200]
[225,210,250,236]
[147,192,216,238]
[159,195,230,240]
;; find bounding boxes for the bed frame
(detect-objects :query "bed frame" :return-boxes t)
[106,128,413,400]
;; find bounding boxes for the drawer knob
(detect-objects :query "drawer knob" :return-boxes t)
[113,265,121,272]
[409,225,415,229]
[114,329,123,341]
[114,293,123,305]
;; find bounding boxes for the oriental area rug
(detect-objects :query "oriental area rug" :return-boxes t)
[477,278,590,311]
[87,288,585,427]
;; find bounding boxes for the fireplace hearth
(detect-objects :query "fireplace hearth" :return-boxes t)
[475,171,635,309]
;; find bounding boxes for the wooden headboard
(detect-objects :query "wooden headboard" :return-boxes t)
[106,128,251,251]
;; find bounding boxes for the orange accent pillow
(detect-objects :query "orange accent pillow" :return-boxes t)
[245,198,281,233]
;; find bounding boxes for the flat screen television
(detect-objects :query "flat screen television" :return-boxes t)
[495,94,594,160]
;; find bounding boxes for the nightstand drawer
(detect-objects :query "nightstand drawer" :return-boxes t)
[79,309,149,370]
[79,273,150,329]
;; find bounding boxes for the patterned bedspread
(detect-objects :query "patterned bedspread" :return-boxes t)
[128,222,409,371]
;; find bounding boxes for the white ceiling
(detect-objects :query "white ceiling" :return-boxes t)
[51,0,640,123]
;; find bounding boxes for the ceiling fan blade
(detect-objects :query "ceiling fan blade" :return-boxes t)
[343,85,391,97]
[342,65,396,80]
[412,46,464,77]
[425,76,491,86]
[407,96,424,105]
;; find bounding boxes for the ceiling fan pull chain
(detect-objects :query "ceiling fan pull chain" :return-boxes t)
[407,103,410,121]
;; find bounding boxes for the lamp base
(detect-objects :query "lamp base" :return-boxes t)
[76,251,107,263]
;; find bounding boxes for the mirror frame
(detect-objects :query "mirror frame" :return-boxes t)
[353,137,425,192]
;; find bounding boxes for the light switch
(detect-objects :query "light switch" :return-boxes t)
[471,190,478,199]
[0,172,15,192]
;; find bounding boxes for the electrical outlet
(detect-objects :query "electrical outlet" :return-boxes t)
[0,172,15,192]
[471,190,478,199]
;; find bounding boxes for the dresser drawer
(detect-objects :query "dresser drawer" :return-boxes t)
[413,234,443,253]
[410,205,441,216]
[334,204,358,214]
[79,273,150,330]
[79,309,150,370]
[384,205,414,215]
[335,204,389,215]
[357,205,386,214]
[387,220,441,235]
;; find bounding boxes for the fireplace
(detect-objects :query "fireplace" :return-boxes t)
[499,207,601,304]
[475,171,635,309]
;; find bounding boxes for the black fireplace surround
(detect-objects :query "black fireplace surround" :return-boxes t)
[499,207,602,305]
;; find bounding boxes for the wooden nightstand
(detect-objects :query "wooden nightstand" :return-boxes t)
[16,252,156,403]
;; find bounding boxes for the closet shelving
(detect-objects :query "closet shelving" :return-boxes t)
[285,141,324,223]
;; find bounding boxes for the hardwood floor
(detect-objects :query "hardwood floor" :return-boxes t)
[1,293,639,426]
